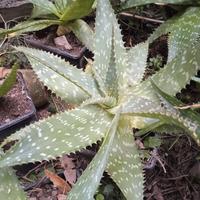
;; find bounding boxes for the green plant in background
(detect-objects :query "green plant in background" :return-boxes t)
[0,0,200,199]
[0,62,19,97]
[119,0,200,10]
[0,0,95,50]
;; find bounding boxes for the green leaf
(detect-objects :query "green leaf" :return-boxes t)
[93,0,113,94]
[131,42,200,100]
[54,0,68,14]
[0,167,27,200]
[28,0,60,17]
[68,19,94,51]
[149,7,200,62]
[67,108,120,200]
[60,0,95,21]
[0,63,19,97]
[106,127,144,200]
[94,0,128,98]
[151,81,200,145]
[153,124,185,134]
[0,20,60,38]
[125,41,148,87]
[81,96,117,108]
[120,0,198,10]
[0,105,112,168]
[144,136,162,148]
[15,46,100,104]
[31,5,54,18]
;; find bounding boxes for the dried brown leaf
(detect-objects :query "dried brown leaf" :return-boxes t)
[60,155,76,185]
[45,169,71,194]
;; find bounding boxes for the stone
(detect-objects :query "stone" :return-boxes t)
[21,69,48,108]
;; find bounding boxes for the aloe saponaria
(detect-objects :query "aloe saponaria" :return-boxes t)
[0,0,200,199]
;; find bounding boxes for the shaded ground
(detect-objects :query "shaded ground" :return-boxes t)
[145,135,200,200]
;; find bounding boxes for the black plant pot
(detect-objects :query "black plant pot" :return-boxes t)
[24,36,87,68]
[0,72,36,138]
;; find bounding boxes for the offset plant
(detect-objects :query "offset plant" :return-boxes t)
[0,0,95,51]
[0,0,200,199]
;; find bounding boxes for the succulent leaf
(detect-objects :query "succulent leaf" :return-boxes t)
[0,167,27,200]
[129,42,200,100]
[125,41,149,87]
[149,7,200,62]
[106,127,144,200]
[28,0,60,17]
[15,46,100,104]
[68,19,94,51]
[54,0,68,14]
[154,124,186,134]
[93,0,113,94]
[60,0,95,21]
[94,0,128,98]
[0,20,60,39]
[0,63,19,97]
[81,96,117,108]
[67,109,120,200]
[0,105,112,168]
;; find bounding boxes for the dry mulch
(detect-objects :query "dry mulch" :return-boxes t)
[145,135,200,200]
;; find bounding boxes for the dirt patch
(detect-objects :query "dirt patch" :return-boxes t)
[145,135,200,200]
[0,73,34,126]
[24,30,85,59]
[0,0,27,8]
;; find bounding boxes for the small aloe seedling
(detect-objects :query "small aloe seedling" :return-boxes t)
[0,0,95,50]
[0,0,200,199]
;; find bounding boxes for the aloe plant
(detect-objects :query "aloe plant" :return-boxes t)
[0,0,200,199]
[0,0,95,50]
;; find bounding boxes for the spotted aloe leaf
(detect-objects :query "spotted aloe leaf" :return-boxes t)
[67,109,120,200]
[0,167,26,200]
[94,0,128,98]
[15,46,100,104]
[120,0,198,10]
[149,7,200,62]
[124,41,148,87]
[127,42,200,102]
[0,20,60,38]
[122,100,200,145]
[121,81,200,145]
[151,81,200,143]
[0,63,19,97]
[0,105,112,168]
[68,19,94,51]
[107,127,143,200]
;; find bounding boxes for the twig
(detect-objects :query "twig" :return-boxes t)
[174,103,200,110]
[120,12,164,24]
[0,14,7,48]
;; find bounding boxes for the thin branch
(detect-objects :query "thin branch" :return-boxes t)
[120,12,164,24]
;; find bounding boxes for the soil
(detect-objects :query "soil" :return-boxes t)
[24,29,85,60]
[0,73,34,126]
[0,0,27,8]
[145,135,200,200]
